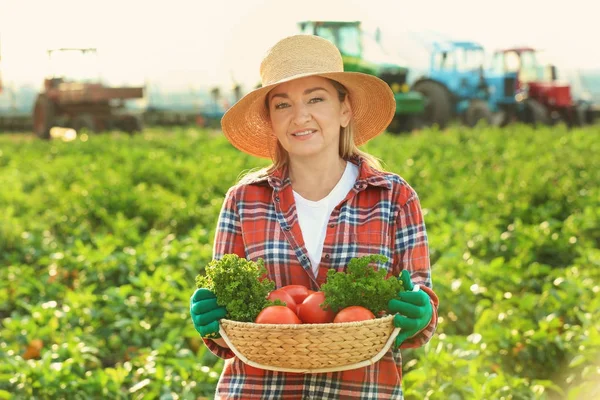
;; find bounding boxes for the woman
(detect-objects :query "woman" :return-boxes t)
[190,34,439,399]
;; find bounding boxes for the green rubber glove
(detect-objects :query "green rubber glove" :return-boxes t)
[190,288,227,339]
[388,270,433,349]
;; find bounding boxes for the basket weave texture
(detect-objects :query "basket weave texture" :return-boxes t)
[219,314,398,373]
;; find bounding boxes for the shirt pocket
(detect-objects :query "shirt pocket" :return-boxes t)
[351,228,393,273]
[353,229,389,255]
[337,203,393,272]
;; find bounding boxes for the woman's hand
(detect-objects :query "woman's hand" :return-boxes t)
[388,270,433,348]
[190,288,227,339]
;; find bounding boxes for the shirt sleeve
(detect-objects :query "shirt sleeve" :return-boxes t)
[201,186,246,360]
[202,338,235,359]
[393,193,439,349]
[212,186,246,260]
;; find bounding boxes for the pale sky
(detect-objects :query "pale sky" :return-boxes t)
[0,0,599,95]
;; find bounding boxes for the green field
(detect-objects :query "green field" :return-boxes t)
[1,124,599,399]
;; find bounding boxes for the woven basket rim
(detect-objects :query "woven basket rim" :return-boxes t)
[218,314,400,373]
[220,313,394,329]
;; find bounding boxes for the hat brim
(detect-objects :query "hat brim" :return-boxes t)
[221,72,396,159]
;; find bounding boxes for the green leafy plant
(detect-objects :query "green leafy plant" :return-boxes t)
[196,254,275,322]
[321,254,405,314]
[1,124,599,398]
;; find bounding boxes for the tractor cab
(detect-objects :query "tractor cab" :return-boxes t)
[298,21,362,59]
[428,41,489,101]
[297,21,405,82]
[492,47,579,125]
[493,48,553,84]
[297,20,425,132]
[43,48,102,91]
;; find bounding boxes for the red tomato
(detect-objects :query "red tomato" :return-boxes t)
[280,285,310,304]
[333,306,376,323]
[297,292,335,324]
[267,289,297,313]
[255,306,302,324]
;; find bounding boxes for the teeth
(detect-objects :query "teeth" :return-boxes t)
[293,130,313,136]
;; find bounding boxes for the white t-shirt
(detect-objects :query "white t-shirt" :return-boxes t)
[292,161,359,276]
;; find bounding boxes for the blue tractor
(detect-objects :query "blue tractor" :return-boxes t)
[411,40,520,128]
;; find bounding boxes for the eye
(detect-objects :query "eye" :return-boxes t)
[274,102,290,110]
[309,97,324,104]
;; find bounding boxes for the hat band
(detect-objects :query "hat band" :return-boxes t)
[262,66,344,87]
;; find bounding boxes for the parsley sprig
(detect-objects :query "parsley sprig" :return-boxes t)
[321,254,405,315]
[195,254,275,322]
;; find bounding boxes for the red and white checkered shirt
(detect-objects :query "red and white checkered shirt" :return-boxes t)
[203,155,439,399]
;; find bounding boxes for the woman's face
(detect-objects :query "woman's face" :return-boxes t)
[267,76,351,161]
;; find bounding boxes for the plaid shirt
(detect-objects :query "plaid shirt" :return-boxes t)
[204,155,439,399]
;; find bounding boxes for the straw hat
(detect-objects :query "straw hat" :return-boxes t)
[221,34,396,159]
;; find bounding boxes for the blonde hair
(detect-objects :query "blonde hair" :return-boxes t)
[238,78,383,184]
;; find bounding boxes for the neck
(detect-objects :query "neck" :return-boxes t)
[288,156,347,201]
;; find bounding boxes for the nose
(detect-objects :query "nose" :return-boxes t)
[292,103,311,126]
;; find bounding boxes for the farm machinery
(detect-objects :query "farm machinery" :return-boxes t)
[0,37,3,95]
[492,47,595,126]
[298,20,426,133]
[410,40,520,129]
[33,48,145,139]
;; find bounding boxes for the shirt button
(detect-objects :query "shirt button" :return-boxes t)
[301,255,307,260]
[274,196,280,202]
[283,226,291,231]
[325,254,330,259]
[328,223,335,228]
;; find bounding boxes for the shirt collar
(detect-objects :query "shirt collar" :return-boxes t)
[350,155,393,190]
[257,155,392,191]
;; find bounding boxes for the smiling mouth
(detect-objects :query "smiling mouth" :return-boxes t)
[291,129,316,137]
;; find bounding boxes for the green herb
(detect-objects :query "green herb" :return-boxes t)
[321,254,405,315]
[195,254,275,322]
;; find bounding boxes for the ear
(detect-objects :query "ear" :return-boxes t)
[340,97,352,128]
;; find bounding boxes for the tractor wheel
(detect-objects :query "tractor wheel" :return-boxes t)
[495,105,517,127]
[585,106,595,125]
[573,105,586,126]
[464,99,492,128]
[72,114,97,133]
[406,114,425,132]
[562,106,585,128]
[121,115,143,135]
[386,115,404,134]
[576,103,595,126]
[33,94,56,139]
[412,80,452,129]
[387,114,423,134]
[523,99,550,126]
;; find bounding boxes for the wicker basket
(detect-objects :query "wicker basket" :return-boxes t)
[218,314,400,373]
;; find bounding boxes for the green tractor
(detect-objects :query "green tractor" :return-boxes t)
[298,21,425,133]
